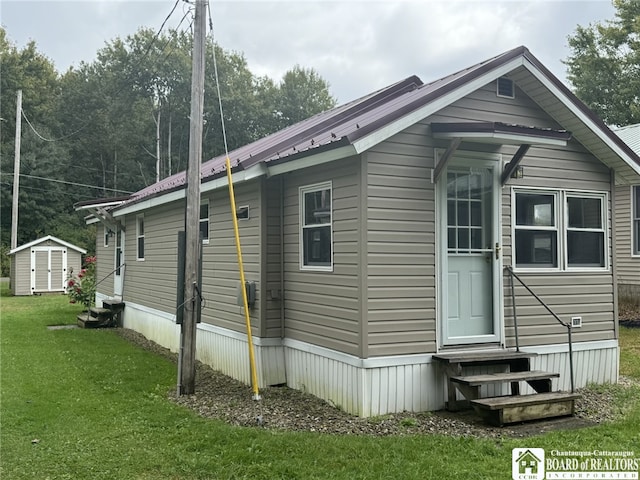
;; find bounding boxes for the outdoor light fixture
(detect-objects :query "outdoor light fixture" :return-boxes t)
[511,165,524,179]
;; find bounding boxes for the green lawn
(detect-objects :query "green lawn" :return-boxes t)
[1,285,639,480]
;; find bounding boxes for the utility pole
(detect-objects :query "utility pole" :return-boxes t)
[11,89,22,250]
[178,0,206,395]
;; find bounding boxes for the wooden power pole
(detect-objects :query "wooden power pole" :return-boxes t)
[11,89,22,250]
[178,0,206,395]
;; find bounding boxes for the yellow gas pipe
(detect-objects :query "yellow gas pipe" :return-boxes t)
[226,157,260,400]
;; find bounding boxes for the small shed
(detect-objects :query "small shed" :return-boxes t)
[8,235,86,296]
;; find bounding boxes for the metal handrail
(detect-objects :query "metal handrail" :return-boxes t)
[504,266,575,393]
[95,263,126,289]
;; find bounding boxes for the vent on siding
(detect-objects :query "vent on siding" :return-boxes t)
[497,77,515,98]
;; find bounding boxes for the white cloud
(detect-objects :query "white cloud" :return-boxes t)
[1,0,616,102]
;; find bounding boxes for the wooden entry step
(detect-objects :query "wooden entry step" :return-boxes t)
[77,306,117,329]
[471,392,581,426]
[433,350,537,366]
[450,370,559,402]
[433,350,539,411]
[451,370,559,387]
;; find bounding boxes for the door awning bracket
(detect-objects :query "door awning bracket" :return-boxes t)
[501,144,530,185]
[432,138,462,183]
[87,206,124,232]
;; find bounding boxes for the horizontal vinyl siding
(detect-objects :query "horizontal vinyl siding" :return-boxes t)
[96,224,115,298]
[122,202,183,314]
[431,81,616,348]
[201,181,262,335]
[615,185,640,288]
[365,121,437,357]
[283,158,361,356]
[121,181,263,335]
[264,177,283,338]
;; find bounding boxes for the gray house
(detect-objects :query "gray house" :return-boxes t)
[613,124,640,304]
[79,46,640,418]
[8,235,86,296]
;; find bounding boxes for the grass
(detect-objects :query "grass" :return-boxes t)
[1,283,639,479]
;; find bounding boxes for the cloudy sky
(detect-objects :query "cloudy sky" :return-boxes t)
[2,0,616,103]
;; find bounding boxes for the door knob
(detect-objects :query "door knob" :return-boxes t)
[495,243,501,260]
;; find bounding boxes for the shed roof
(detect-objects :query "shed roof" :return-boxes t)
[9,235,87,256]
[86,45,640,215]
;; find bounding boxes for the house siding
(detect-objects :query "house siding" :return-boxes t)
[96,224,115,298]
[264,177,284,338]
[202,181,262,335]
[502,142,615,346]
[122,201,183,313]
[364,123,437,357]
[282,157,361,356]
[118,180,264,334]
[615,184,640,301]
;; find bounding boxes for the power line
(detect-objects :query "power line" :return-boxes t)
[21,109,88,142]
[0,172,132,194]
[0,182,96,200]
[142,0,183,61]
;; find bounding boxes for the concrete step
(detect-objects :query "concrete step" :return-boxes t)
[471,392,581,426]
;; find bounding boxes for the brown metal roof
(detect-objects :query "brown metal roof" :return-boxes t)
[104,45,640,211]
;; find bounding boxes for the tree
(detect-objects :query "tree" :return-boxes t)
[274,65,336,129]
[565,0,640,126]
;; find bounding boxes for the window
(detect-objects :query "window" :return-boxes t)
[513,189,607,271]
[136,215,145,260]
[514,192,558,268]
[200,201,209,243]
[566,195,605,267]
[634,186,640,256]
[300,182,332,270]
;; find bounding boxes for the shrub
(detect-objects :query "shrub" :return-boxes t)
[67,256,96,310]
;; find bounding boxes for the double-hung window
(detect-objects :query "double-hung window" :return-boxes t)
[514,192,558,268]
[513,189,607,271]
[566,194,605,268]
[300,182,332,270]
[633,186,640,256]
[200,200,209,244]
[136,214,145,260]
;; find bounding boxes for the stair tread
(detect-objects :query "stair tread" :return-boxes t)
[433,350,537,364]
[90,307,111,314]
[451,370,559,386]
[471,392,581,410]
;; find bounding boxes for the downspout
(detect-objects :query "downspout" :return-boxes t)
[280,175,285,339]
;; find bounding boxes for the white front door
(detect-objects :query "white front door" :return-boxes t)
[114,229,124,297]
[439,157,502,345]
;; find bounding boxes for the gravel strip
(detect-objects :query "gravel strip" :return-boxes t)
[114,328,639,438]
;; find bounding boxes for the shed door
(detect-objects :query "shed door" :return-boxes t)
[30,247,67,293]
[439,159,502,345]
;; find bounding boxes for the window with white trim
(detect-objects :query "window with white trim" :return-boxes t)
[514,192,558,268]
[300,182,332,270]
[633,186,640,256]
[136,215,145,260]
[513,189,607,271]
[200,200,209,243]
[566,194,605,267]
